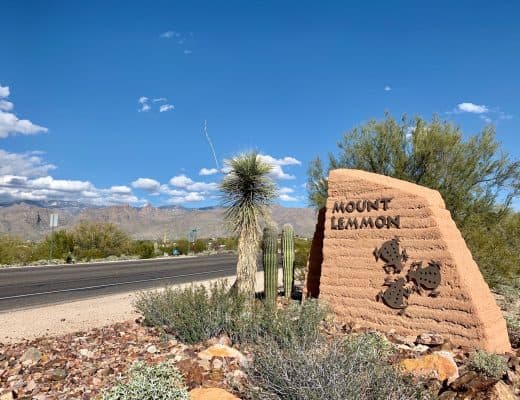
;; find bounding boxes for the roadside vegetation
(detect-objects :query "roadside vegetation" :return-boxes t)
[0,221,239,266]
[135,281,432,399]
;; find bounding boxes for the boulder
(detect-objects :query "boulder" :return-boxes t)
[400,351,459,383]
[308,169,511,353]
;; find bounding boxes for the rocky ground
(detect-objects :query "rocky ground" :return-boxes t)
[0,320,247,400]
[1,316,519,400]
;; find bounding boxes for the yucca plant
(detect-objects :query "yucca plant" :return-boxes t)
[220,152,278,300]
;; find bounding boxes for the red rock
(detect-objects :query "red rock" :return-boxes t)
[189,387,240,400]
[400,351,459,383]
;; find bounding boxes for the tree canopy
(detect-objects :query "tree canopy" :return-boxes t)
[307,114,519,228]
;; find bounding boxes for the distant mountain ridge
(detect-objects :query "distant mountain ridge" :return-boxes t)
[0,202,317,241]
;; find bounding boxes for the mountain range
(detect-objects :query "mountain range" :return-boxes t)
[0,201,317,241]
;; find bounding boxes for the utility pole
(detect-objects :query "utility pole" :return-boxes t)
[49,213,58,263]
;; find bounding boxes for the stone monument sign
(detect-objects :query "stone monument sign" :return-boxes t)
[305,169,511,353]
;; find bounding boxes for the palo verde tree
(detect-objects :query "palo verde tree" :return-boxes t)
[308,113,520,286]
[220,152,278,299]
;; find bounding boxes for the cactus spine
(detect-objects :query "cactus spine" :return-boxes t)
[281,224,295,299]
[262,226,278,306]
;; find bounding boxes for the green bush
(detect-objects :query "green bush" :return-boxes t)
[247,333,432,400]
[134,280,327,346]
[468,350,508,379]
[0,235,37,265]
[192,239,207,253]
[131,240,155,259]
[72,221,131,260]
[101,361,189,400]
[134,280,249,344]
[294,238,311,280]
[173,239,190,255]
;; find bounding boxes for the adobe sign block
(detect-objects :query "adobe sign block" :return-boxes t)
[307,169,511,353]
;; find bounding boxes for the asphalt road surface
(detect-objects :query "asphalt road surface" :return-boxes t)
[0,254,238,312]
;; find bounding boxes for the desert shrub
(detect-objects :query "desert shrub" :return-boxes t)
[293,238,311,280]
[134,280,249,344]
[239,299,328,347]
[192,239,207,253]
[37,230,75,260]
[101,361,188,400]
[468,350,508,379]
[0,235,36,265]
[131,240,155,259]
[173,239,190,255]
[247,332,432,400]
[134,281,327,346]
[72,221,131,260]
[463,212,520,288]
[217,237,238,251]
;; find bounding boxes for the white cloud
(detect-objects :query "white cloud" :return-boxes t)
[0,100,13,111]
[279,187,294,194]
[138,96,148,104]
[0,150,56,177]
[169,174,194,188]
[131,177,161,192]
[184,50,192,55]
[0,85,9,98]
[279,194,298,202]
[153,98,167,103]
[160,31,175,39]
[384,85,392,91]
[0,85,48,138]
[257,154,301,180]
[168,192,205,204]
[457,102,488,114]
[30,176,93,192]
[199,167,219,176]
[109,185,132,194]
[137,97,150,112]
[159,104,174,112]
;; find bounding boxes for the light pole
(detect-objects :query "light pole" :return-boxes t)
[49,213,58,263]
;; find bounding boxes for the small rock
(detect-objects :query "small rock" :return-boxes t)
[79,348,93,358]
[412,344,430,353]
[25,380,37,392]
[400,351,459,383]
[19,347,42,364]
[0,392,14,400]
[416,332,445,346]
[488,380,516,400]
[218,334,232,346]
[198,344,246,366]
[437,391,457,400]
[146,345,158,354]
[189,387,240,400]
[213,358,223,369]
[50,368,67,381]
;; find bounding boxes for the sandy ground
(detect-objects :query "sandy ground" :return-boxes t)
[0,270,278,344]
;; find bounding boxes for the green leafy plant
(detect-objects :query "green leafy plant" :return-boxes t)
[468,350,508,379]
[101,361,189,400]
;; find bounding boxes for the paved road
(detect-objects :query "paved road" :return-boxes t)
[0,254,238,312]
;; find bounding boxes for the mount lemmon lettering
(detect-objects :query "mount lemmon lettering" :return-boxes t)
[331,198,401,230]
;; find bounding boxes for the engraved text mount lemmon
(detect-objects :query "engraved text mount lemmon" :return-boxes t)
[331,197,400,230]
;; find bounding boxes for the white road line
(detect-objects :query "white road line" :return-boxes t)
[0,268,233,301]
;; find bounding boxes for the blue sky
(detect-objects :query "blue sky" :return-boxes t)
[1,1,519,208]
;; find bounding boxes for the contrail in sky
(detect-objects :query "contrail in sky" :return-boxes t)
[203,120,220,170]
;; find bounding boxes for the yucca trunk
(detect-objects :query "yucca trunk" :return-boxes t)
[234,229,260,300]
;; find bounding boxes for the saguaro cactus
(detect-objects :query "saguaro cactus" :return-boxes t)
[262,226,278,306]
[281,223,295,299]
